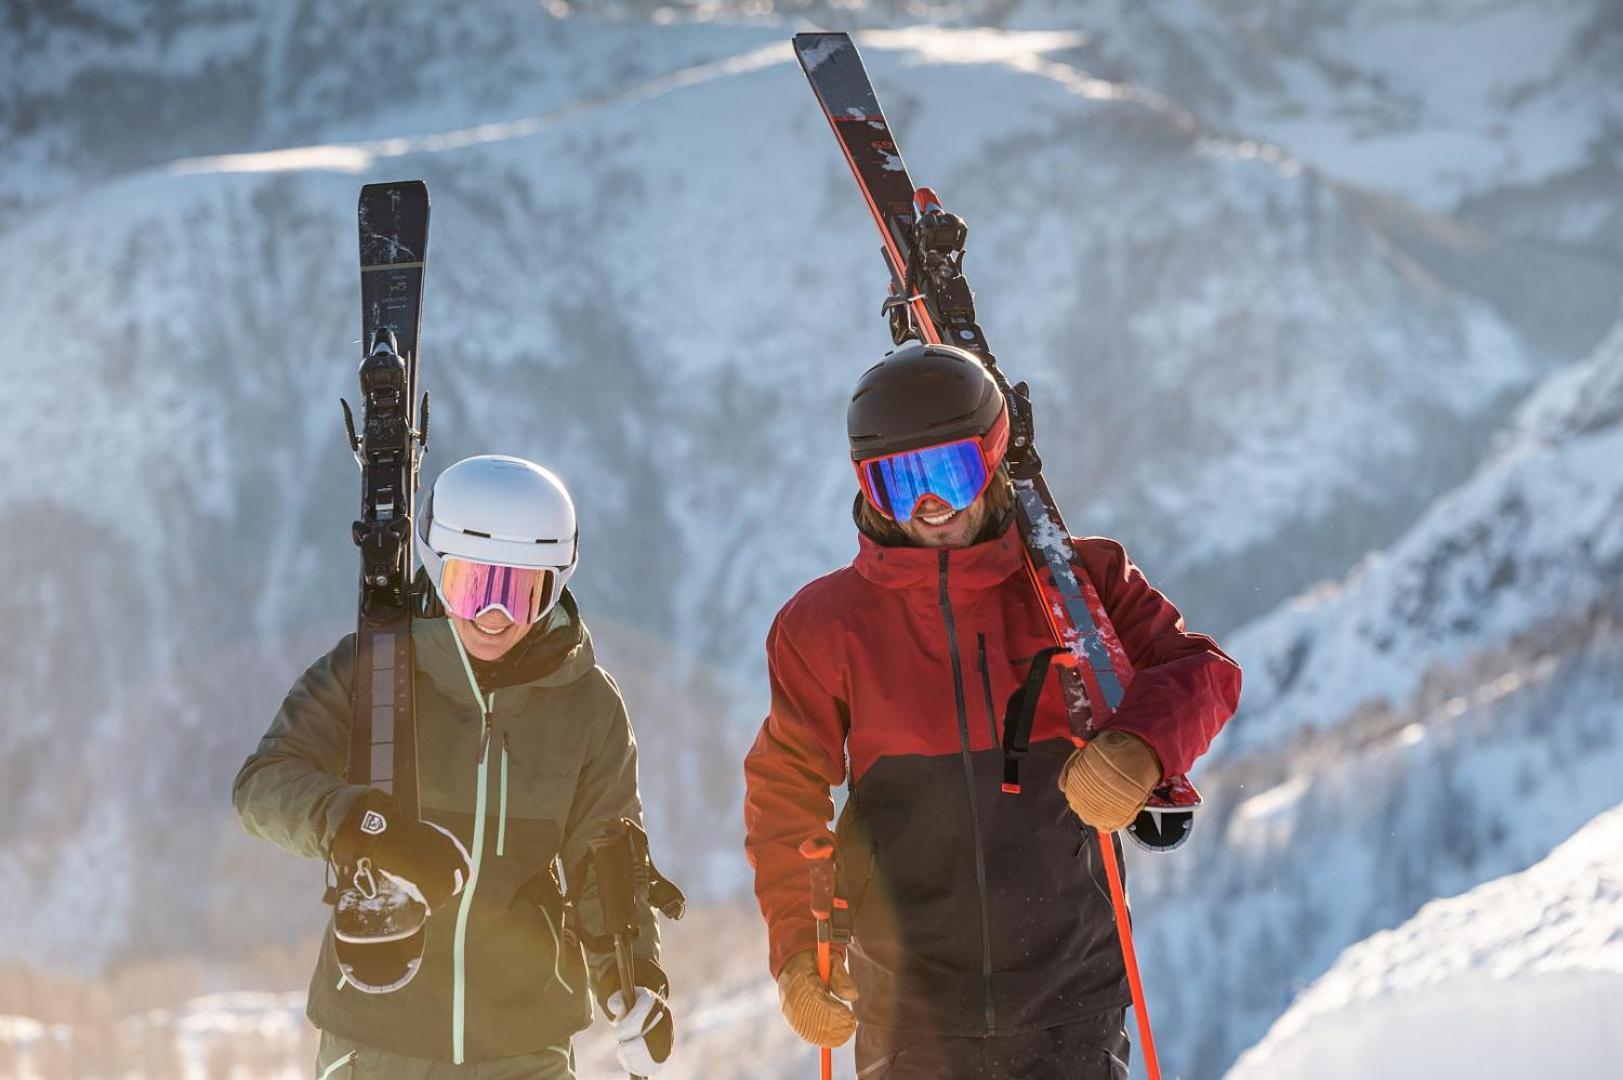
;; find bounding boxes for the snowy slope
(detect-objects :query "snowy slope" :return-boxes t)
[1227,804,1623,1078]
[1132,622,1623,1077]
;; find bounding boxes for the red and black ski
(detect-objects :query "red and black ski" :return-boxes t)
[792,33,1201,850]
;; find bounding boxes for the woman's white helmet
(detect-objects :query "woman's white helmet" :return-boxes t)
[417,455,579,621]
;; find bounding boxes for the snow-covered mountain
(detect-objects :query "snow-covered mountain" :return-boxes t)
[0,7,1578,973]
[1123,317,1623,1075]
[1227,803,1623,1078]
[1041,0,1623,231]
[1228,316,1623,757]
[1,3,1621,1078]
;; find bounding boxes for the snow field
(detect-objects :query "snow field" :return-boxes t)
[1227,804,1623,1078]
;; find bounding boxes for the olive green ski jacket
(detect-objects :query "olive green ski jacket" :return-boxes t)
[232,595,659,1064]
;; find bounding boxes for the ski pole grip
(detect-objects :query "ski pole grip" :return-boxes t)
[589,824,640,940]
[799,836,836,921]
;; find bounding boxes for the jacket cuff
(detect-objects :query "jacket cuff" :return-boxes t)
[1101,715,1180,778]
[768,914,819,979]
[595,956,668,1012]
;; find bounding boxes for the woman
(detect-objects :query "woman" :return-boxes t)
[234,454,672,1078]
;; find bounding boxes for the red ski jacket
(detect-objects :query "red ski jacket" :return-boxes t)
[743,526,1240,1035]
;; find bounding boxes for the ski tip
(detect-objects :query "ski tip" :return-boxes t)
[792,31,854,70]
[792,30,851,46]
[358,179,430,209]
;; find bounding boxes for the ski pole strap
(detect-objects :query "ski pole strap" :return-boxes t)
[564,821,684,948]
[627,820,687,922]
[1001,646,1066,794]
[830,893,852,945]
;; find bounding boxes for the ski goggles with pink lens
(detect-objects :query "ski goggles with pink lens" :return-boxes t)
[438,557,557,625]
[856,409,1009,521]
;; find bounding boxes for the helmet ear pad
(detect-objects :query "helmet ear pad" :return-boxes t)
[415,485,443,591]
[413,484,448,618]
[412,566,445,619]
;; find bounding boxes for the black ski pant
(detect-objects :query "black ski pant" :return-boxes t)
[854,1009,1129,1079]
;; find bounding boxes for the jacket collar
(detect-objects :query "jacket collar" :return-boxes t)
[852,528,1026,592]
[414,589,596,699]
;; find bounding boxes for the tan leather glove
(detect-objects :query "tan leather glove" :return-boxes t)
[776,948,858,1048]
[1059,730,1163,831]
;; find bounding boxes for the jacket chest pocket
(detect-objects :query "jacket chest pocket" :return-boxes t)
[493,763,578,865]
[976,634,1005,751]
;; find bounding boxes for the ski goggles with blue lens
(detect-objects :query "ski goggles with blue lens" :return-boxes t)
[855,409,1010,521]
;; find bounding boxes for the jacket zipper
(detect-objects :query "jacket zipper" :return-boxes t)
[451,705,493,1065]
[977,633,1000,749]
[447,625,496,1066]
[939,551,996,1034]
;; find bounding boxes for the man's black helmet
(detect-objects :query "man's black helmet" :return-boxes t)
[846,343,1006,462]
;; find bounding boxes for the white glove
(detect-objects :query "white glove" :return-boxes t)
[607,986,673,1076]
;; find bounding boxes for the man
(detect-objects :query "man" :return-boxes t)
[234,455,673,1078]
[743,344,1242,1078]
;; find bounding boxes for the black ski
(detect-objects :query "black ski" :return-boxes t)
[792,33,1200,850]
[332,180,432,993]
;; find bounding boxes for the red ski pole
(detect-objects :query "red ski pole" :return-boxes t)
[1076,738,1162,1080]
[799,836,839,1080]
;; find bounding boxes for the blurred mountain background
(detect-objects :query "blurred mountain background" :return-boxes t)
[1,1,1619,1076]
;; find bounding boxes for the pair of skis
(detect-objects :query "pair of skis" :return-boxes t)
[792,32,1195,1078]
[331,181,433,993]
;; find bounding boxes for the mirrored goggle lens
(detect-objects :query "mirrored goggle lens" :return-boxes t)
[863,438,990,520]
[439,558,555,624]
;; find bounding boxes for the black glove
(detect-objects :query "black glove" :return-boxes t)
[600,958,674,1072]
[332,790,471,915]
